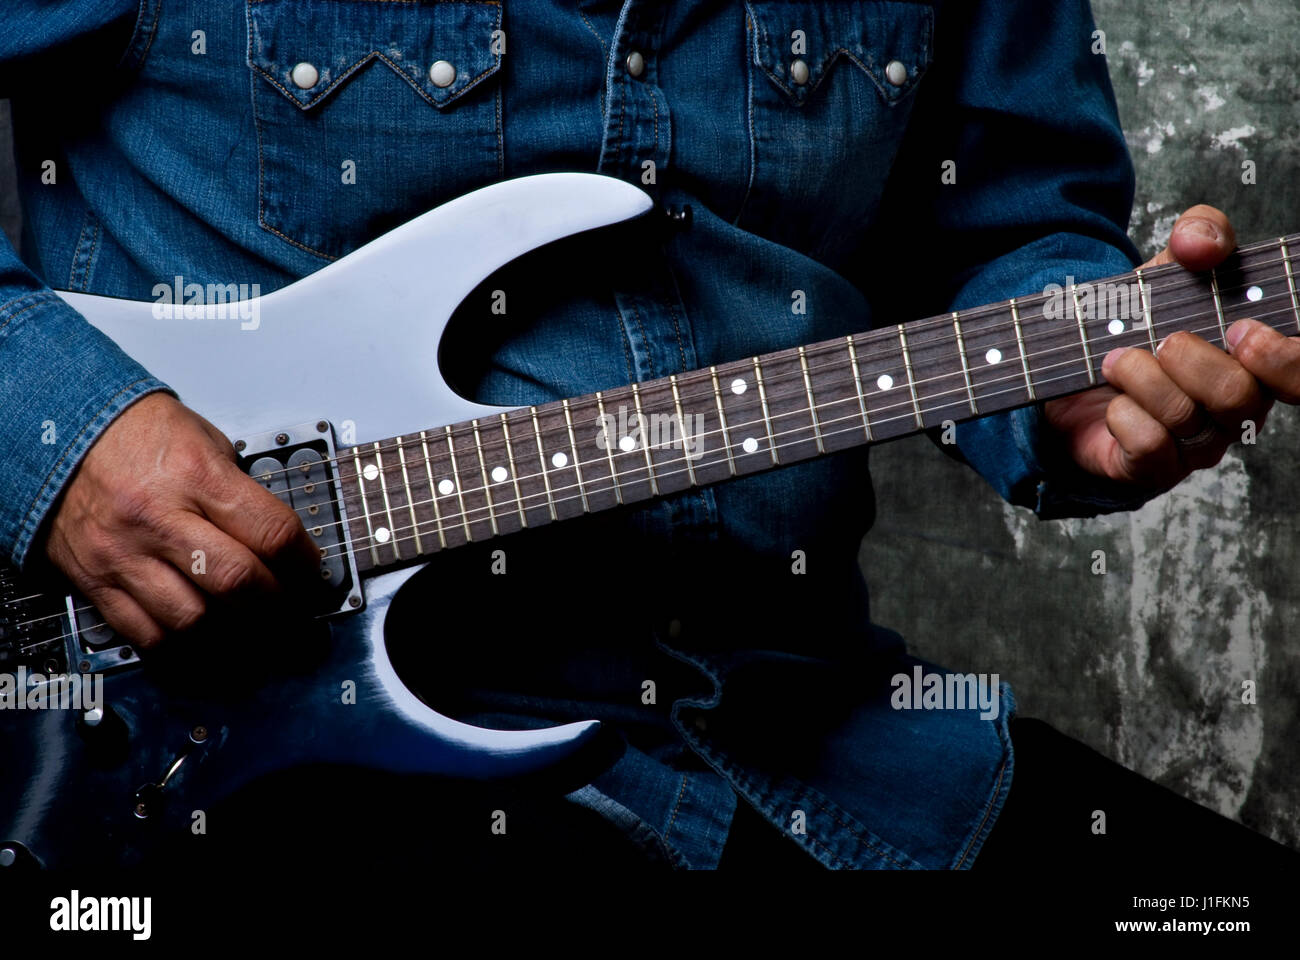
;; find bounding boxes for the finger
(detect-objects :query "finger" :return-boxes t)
[155,511,282,601]
[1103,393,1184,487]
[1101,347,1205,438]
[82,583,166,650]
[196,462,322,581]
[1155,330,1273,427]
[1227,319,1300,404]
[1163,205,1238,271]
[1103,345,1231,472]
[111,557,208,635]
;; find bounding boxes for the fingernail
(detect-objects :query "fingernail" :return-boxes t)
[1226,318,1254,349]
[1181,218,1220,243]
[1101,347,1126,378]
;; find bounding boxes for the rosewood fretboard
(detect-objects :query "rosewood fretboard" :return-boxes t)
[334,234,1300,573]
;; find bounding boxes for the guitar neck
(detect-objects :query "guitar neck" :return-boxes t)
[338,234,1300,574]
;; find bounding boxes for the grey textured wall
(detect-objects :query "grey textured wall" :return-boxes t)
[865,1,1300,850]
[0,0,1295,850]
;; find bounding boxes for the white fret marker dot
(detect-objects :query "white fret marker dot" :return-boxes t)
[1107,319,1126,335]
[551,452,568,468]
[362,463,379,481]
[985,348,1002,365]
[619,435,636,452]
[877,374,894,391]
[1247,285,1263,302]
[437,479,455,495]
[731,378,747,395]
[374,526,390,544]
[491,466,508,483]
[742,437,759,454]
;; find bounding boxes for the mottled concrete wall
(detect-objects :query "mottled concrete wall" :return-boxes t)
[0,0,1294,849]
[864,1,1300,849]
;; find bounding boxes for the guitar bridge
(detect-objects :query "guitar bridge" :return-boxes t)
[236,420,363,617]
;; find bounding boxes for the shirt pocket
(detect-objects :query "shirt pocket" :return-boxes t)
[247,0,503,260]
[740,1,933,266]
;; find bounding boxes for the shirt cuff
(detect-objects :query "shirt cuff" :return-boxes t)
[0,291,174,567]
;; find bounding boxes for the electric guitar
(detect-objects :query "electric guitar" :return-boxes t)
[2,173,1297,869]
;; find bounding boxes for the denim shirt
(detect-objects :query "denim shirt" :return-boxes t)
[1,0,1155,868]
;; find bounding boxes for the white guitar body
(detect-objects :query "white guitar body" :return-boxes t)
[2,175,656,867]
[59,173,652,443]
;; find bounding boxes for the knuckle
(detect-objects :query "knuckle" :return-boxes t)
[113,484,160,531]
[1161,393,1199,431]
[173,443,223,490]
[1215,367,1257,411]
[169,598,206,633]
[209,560,256,597]
[1132,433,1169,463]
[255,506,303,558]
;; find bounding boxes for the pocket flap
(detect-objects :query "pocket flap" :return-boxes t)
[248,0,502,110]
[748,0,932,105]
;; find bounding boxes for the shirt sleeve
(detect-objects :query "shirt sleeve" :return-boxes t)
[0,1,174,569]
[863,0,1159,520]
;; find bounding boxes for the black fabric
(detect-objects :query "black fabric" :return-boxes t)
[975,718,1298,872]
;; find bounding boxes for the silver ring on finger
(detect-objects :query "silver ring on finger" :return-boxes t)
[1174,418,1221,452]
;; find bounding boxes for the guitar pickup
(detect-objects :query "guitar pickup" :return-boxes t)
[238,421,362,617]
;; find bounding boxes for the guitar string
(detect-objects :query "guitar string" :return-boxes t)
[309,302,1300,558]
[236,256,1300,490]
[13,299,1293,645]
[233,261,1300,502]
[248,287,1300,512]
[196,288,1300,565]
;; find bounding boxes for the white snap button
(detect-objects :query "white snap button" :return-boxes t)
[290,62,319,90]
[790,58,810,85]
[626,50,645,78]
[885,60,908,86]
[429,60,456,88]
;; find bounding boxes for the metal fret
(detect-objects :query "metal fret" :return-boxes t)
[630,383,659,496]
[529,407,559,521]
[669,374,697,486]
[1008,298,1035,400]
[499,414,528,528]
[350,448,380,566]
[845,336,873,440]
[1135,268,1157,351]
[1281,239,1300,334]
[418,431,447,549]
[708,366,737,477]
[797,346,825,454]
[1071,284,1097,385]
[444,425,473,542]
[470,420,498,536]
[1210,268,1228,344]
[371,442,401,562]
[561,399,591,513]
[394,436,423,556]
[896,326,925,429]
[950,313,978,414]
[751,357,779,464]
[594,392,623,505]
